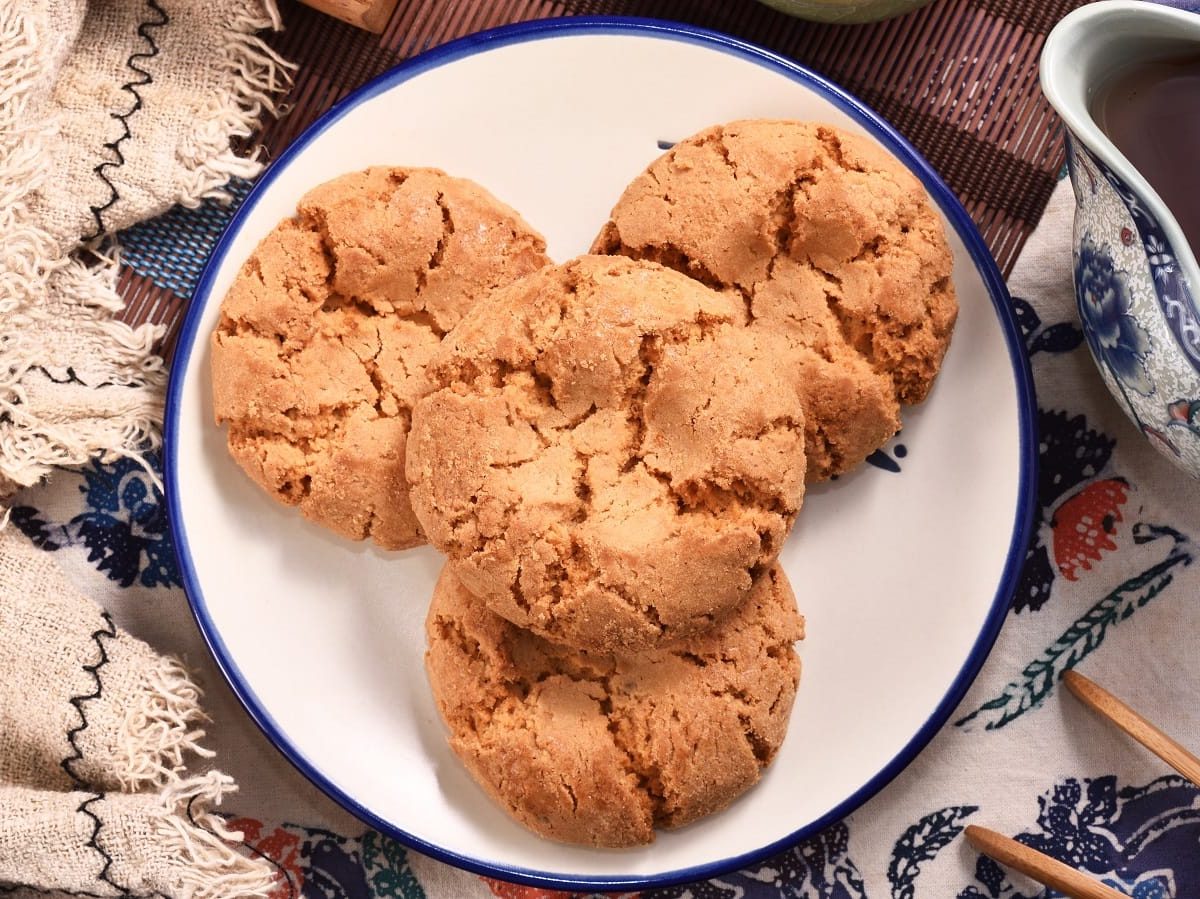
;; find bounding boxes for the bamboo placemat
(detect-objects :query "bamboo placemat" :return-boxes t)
[118,0,1084,345]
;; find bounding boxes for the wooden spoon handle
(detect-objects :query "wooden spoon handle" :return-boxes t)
[1063,670,1200,788]
[295,0,400,33]
[965,826,1129,898]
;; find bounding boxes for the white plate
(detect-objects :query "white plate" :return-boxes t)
[166,18,1036,891]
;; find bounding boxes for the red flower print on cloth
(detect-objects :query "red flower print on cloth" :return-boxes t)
[1014,408,1118,613]
[1051,478,1131,580]
[227,818,304,899]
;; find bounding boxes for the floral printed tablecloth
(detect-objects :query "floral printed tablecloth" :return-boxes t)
[11,172,1200,897]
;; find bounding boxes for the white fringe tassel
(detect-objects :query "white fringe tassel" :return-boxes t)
[155,772,278,899]
[0,4,158,495]
[177,0,296,208]
[0,0,292,498]
[118,656,216,791]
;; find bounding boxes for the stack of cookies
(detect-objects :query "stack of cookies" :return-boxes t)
[210,120,957,847]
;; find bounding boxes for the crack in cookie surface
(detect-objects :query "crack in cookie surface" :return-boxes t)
[407,255,807,652]
[592,119,959,480]
[210,166,550,550]
[424,562,804,846]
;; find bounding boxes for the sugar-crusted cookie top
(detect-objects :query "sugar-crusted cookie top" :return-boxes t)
[593,120,957,479]
[407,255,806,651]
[211,167,549,550]
[425,562,804,846]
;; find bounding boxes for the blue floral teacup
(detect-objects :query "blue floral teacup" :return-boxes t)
[1042,1,1200,475]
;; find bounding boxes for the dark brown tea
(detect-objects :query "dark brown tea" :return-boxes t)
[1091,54,1200,254]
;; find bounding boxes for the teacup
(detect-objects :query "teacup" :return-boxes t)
[1042,1,1200,474]
[754,0,931,23]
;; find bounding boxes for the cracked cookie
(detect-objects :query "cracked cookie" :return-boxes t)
[407,255,807,652]
[210,167,550,550]
[425,561,804,846]
[592,119,958,481]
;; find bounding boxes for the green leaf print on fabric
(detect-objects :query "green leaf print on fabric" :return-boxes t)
[957,524,1192,731]
[361,831,426,899]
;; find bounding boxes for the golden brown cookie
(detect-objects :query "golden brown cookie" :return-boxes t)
[210,167,550,550]
[407,255,806,652]
[593,119,958,481]
[426,562,804,847]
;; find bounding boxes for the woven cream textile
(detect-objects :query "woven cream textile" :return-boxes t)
[0,0,288,498]
[0,0,290,894]
[0,529,275,897]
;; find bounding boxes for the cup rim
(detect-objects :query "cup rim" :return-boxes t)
[1040,0,1200,281]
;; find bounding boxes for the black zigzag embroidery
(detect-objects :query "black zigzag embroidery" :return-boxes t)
[83,0,171,241]
[59,614,128,896]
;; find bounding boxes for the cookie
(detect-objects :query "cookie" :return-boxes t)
[210,167,550,550]
[425,562,804,846]
[593,120,958,480]
[407,255,806,652]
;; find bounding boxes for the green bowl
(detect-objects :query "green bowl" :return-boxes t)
[755,0,933,23]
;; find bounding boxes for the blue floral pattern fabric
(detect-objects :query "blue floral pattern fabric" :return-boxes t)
[11,452,179,589]
[956,776,1200,899]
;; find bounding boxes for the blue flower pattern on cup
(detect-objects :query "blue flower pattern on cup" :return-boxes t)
[1075,235,1154,397]
[1069,135,1200,372]
[1064,131,1200,475]
[1095,162,1200,374]
[1146,235,1176,284]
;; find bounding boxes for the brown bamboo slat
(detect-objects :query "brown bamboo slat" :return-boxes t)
[120,0,1083,346]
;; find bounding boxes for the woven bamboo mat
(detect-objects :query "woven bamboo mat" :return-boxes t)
[118,0,1083,346]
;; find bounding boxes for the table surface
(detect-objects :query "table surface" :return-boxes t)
[117,0,1084,343]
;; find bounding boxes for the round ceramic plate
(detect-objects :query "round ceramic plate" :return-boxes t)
[167,18,1036,891]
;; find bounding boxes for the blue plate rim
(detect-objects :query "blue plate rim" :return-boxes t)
[165,14,1038,892]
